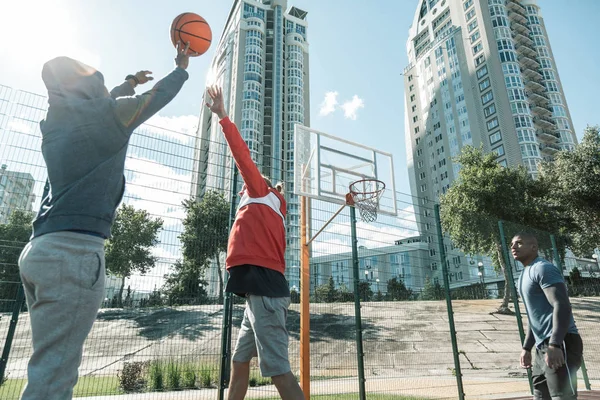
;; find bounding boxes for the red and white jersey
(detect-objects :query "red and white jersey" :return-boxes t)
[219,117,287,274]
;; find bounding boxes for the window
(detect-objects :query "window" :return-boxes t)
[472,42,483,54]
[413,116,419,123]
[498,159,508,167]
[479,78,490,91]
[484,103,496,117]
[466,9,476,21]
[493,145,505,157]
[487,117,499,131]
[412,105,417,112]
[417,149,423,156]
[476,65,488,79]
[463,0,473,10]
[419,172,426,180]
[539,58,552,69]
[475,54,485,66]
[481,91,494,105]
[499,50,517,63]
[467,20,478,32]
[537,47,550,58]
[534,36,546,47]
[511,101,529,115]
[542,70,556,81]
[420,184,427,193]
[546,81,559,92]
[520,143,539,158]
[489,131,502,145]
[497,39,514,51]
[470,31,480,43]
[409,84,414,91]
[410,94,416,102]
[514,115,532,128]
[414,127,420,134]
[418,160,424,168]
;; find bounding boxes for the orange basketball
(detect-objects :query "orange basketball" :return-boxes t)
[170,12,212,56]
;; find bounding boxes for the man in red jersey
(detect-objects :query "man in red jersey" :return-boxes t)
[206,86,304,400]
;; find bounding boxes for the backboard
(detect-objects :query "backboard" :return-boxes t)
[293,125,397,217]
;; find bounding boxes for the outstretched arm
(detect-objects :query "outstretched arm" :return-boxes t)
[109,71,154,99]
[114,42,195,132]
[205,85,269,197]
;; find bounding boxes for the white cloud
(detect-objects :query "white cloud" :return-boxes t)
[341,95,365,120]
[140,114,199,144]
[319,91,339,116]
[123,157,192,227]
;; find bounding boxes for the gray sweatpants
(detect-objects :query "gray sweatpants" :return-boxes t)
[18,231,106,400]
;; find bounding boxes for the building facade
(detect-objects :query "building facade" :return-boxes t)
[404,0,576,286]
[0,164,36,224]
[192,0,310,291]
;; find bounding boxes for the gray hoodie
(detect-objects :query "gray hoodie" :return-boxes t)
[33,56,189,239]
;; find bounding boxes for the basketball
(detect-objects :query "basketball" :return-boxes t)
[170,12,212,56]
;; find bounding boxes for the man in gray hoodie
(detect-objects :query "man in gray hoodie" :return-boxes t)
[17,41,194,399]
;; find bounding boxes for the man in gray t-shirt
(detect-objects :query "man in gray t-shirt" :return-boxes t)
[512,232,583,400]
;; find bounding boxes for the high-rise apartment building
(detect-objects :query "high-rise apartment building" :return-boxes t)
[192,0,310,290]
[404,0,576,285]
[0,164,36,224]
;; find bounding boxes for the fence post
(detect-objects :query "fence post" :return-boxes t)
[349,205,366,400]
[218,167,238,400]
[434,204,465,400]
[0,284,25,381]
[498,220,533,394]
[550,234,591,390]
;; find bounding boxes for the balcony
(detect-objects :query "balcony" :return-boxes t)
[521,66,543,80]
[526,90,548,105]
[536,130,559,143]
[533,116,557,129]
[507,0,526,14]
[513,31,534,46]
[519,54,540,69]
[531,103,552,116]
[539,143,561,155]
[511,20,530,35]
[508,10,528,24]
[515,44,537,58]
[524,79,546,94]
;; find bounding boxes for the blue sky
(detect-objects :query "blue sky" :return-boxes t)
[1,0,599,197]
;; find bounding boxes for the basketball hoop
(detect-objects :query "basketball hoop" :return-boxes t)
[348,179,386,223]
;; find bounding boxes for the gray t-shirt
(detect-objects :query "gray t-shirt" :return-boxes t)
[517,256,578,347]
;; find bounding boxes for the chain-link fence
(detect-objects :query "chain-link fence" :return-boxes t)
[1,84,600,399]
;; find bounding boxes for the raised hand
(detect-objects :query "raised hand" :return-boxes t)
[175,41,198,70]
[134,70,154,84]
[205,85,227,120]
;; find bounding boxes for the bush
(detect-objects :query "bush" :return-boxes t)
[198,365,214,388]
[182,364,197,389]
[166,360,181,390]
[118,361,149,393]
[148,360,164,391]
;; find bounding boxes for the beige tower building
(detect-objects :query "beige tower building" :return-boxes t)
[404,0,576,286]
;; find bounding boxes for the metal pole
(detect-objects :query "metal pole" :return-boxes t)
[550,234,591,390]
[498,220,533,394]
[350,205,366,400]
[219,167,238,400]
[300,195,311,400]
[434,204,464,400]
[0,284,25,381]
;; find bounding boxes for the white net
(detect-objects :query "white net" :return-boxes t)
[349,179,385,223]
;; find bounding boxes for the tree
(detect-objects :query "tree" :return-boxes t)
[0,210,33,310]
[386,277,413,301]
[177,191,229,303]
[105,205,163,307]
[315,276,338,303]
[440,146,572,314]
[358,281,373,302]
[539,125,600,256]
[163,259,209,305]
[420,276,444,300]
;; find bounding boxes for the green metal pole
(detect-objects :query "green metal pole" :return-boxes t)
[349,205,366,400]
[498,220,533,394]
[434,205,464,400]
[0,284,25,381]
[550,234,591,390]
[219,167,238,400]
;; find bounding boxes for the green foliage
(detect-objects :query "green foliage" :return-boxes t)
[451,283,489,300]
[198,365,214,388]
[439,146,573,310]
[164,191,229,304]
[117,361,149,393]
[315,276,338,303]
[420,277,444,300]
[358,281,373,301]
[568,266,582,285]
[105,205,163,307]
[386,277,413,301]
[0,210,33,309]
[148,360,164,391]
[182,364,196,389]
[539,125,600,256]
[166,360,181,390]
